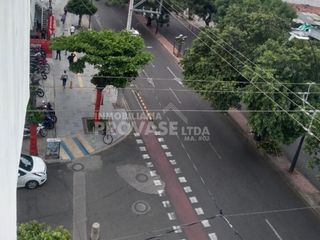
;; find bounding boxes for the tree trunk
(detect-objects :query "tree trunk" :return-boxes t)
[94,89,103,124]
[29,124,38,156]
[78,14,82,27]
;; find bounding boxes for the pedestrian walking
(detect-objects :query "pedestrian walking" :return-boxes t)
[67,52,76,66]
[61,14,66,25]
[55,49,61,60]
[70,25,75,35]
[60,70,68,89]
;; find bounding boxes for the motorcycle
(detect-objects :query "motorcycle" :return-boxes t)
[37,101,57,123]
[42,115,55,129]
[24,123,47,138]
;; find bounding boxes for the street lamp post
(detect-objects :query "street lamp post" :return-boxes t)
[174,34,187,57]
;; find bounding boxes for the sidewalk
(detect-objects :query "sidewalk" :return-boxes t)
[22,0,132,162]
[133,12,320,216]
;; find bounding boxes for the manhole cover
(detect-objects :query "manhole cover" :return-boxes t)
[136,173,148,183]
[72,163,84,172]
[132,200,151,215]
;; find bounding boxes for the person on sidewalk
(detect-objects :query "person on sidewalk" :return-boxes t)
[55,49,61,60]
[61,14,66,25]
[60,70,68,89]
[70,25,75,35]
[67,53,76,66]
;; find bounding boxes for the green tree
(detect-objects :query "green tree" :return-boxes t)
[50,29,152,122]
[65,0,97,26]
[18,221,71,240]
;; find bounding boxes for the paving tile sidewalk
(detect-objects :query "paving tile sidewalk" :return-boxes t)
[22,0,132,162]
[133,13,320,216]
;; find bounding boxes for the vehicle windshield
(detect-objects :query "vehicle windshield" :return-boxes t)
[19,154,33,171]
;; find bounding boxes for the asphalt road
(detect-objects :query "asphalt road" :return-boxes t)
[92,3,320,240]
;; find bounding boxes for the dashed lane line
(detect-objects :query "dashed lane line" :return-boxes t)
[265,219,283,240]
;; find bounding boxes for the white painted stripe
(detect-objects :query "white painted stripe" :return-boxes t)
[265,219,283,240]
[202,220,211,228]
[165,152,173,157]
[161,144,168,150]
[167,212,176,220]
[133,132,140,137]
[158,137,164,142]
[146,162,154,168]
[173,225,182,233]
[208,142,222,159]
[169,159,177,165]
[154,131,161,136]
[158,189,165,197]
[142,154,150,159]
[189,196,198,203]
[184,186,192,193]
[169,87,182,104]
[151,123,157,130]
[136,139,143,144]
[208,233,218,240]
[153,180,162,186]
[139,146,146,151]
[150,170,157,177]
[174,168,182,174]
[200,177,206,184]
[178,177,187,183]
[195,207,204,215]
[162,200,171,208]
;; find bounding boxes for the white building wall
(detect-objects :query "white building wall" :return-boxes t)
[284,0,320,7]
[0,0,30,239]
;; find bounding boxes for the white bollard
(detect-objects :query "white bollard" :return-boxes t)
[90,222,100,240]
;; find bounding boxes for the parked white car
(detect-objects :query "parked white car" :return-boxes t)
[17,154,47,189]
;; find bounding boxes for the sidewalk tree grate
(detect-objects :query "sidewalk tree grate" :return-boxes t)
[132,200,151,215]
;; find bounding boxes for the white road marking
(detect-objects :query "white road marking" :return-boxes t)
[195,207,204,215]
[133,132,140,137]
[139,146,146,152]
[208,233,218,240]
[136,139,143,144]
[161,144,168,150]
[158,137,164,142]
[146,162,154,167]
[180,142,186,149]
[166,66,178,78]
[178,177,187,183]
[146,46,153,49]
[184,186,192,193]
[265,219,283,240]
[169,159,177,165]
[162,200,171,208]
[169,87,182,104]
[150,170,157,177]
[158,189,165,197]
[150,62,155,68]
[154,131,161,136]
[193,163,198,172]
[202,220,211,228]
[200,177,206,185]
[153,180,162,186]
[165,152,173,157]
[189,196,198,203]
[173,225,182,233]
[208,142,222,159]
[151,123,157,130]
[174,168,182,174]
[167,212,176,220]
[142,154,150,159]
[131,90,144,112]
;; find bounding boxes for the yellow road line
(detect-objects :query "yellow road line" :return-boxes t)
[63,137,84,159]
[60,146,70,160]
[76,134,95,154]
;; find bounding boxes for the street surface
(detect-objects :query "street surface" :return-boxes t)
[17,2,320,240]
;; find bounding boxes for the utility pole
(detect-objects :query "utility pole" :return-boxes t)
[126,0,134,30]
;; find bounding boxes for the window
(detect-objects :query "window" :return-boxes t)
[19,154,33,171]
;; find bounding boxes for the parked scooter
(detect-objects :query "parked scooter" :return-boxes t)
[37,101,57,123]
[42,115,55,129]
[24,123,47,138]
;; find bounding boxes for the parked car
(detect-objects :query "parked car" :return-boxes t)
[17,154,47,189]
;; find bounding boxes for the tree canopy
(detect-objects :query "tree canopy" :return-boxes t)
[18,221,71,240]
[50,29,152,89]
[65,0,97,26]
[181,0,320,164]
